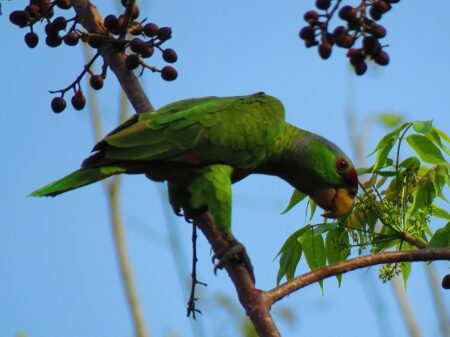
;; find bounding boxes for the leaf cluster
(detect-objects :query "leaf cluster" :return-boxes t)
[277,120,450,287]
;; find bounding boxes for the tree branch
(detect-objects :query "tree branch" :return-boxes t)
[71,0,154,113]
[194,213,281,337]
[267,248,450,305]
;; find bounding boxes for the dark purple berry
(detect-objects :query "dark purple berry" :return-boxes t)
[45,22,58,36]
[369,5,383,20]
[143,23,159,37]
[55,0,72,10]
[299,26,315,40]
[161,66,178,81]
[362,36,380,55]
[318,43,332,59]
[64,31,79,46]
[132,5,140,19]
[51,97,66,113]
[442,274,450,289]
[53,16,67,31]
[162,48,177,63]
[371,24,387,38]
[354,61,368,76]
[25,4,40,18]
[339,6,356,21]
[104,14,119,32]
[157,27,172,40]
[373,1,391,13]
[10,10,30,27]
[125,54,140,70]
[304,10,319,24]
[46,34,62,47]
[71,91,86,110]
[25,32,39,48]
[130,38,146,54]
[315,0,331,10]
[89,75,104,90]
[140,46,154,58]
[348,48,365,65]
[373,50,389,66]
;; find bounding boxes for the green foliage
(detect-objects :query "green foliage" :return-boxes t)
[281,189,306,214]
[277,120,450,287]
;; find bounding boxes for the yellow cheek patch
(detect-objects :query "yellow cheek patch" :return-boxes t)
[322,187,355,218]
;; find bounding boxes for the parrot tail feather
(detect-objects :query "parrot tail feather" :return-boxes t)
[30,166,127,197]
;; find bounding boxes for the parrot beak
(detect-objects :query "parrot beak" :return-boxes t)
[312,186,356,218]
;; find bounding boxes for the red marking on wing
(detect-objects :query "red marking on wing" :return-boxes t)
[184,153,203,164]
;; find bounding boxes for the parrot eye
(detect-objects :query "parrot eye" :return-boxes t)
[336,158,349,172]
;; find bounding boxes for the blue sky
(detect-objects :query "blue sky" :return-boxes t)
[1,1,449,337]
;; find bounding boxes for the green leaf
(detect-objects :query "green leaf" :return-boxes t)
[378,112,404,128]
[433,126,450,143]
[426,128,450,156]
[276,239,302,284]
[281,189,306,214]
[301,228,326,271]
[325,228,350,285]
[307,198,317,221]
[275,227,308,258]
[276,227,309,284]
[313,223,336,235]
[412,120,433,133]
[301,228,326,290]
[433,206,450,220]
[400,262,411,288]
[369,122,409,156]
[357,167,373,176]
[429,225,450,248]
[406,134,446,165]
[428,221,450,248]
[410,164,449,214]
[399,156,421,170]
[372,136,397,172]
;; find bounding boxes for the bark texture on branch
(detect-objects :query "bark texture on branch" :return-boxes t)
[194,213,281,337]
[267,248,450,305]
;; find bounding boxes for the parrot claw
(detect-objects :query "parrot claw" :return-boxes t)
[173,207,183,217]
[212,239,255,283]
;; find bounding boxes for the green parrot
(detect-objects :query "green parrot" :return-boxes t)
[31,92,358,234]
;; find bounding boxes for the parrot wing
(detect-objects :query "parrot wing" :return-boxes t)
[86,92,286,169]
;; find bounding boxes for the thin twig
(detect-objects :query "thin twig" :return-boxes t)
[187,223,207,318]
[267,248,450,305]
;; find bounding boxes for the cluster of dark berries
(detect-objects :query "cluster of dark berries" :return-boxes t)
[10,0,73,49]
[299,0,400,76]
[9,0,178,114]
[118,21,178,81]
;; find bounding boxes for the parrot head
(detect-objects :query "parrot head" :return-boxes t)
[311,157,358,218]
[287,135,359,218]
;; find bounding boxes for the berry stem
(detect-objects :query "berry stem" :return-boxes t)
[49,51,101,95]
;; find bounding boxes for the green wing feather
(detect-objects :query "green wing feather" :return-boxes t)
[30,166,126,197]
[93,92,286,169]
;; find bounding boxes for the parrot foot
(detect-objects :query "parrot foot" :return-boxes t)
[173,206,208,224]
[212,239,255,283]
